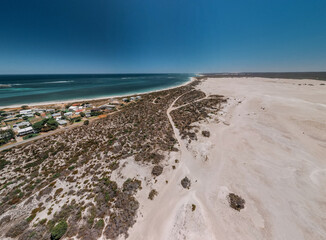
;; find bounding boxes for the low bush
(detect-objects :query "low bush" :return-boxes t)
[51,220,68,240]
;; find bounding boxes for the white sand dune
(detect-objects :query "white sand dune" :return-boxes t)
[128,77,326,240]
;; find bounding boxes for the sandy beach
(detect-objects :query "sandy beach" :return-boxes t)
[126,77,326,240]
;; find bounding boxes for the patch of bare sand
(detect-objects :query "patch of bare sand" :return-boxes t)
[128,77,326,240]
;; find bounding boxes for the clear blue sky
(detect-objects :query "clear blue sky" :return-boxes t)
[0,0,325,74]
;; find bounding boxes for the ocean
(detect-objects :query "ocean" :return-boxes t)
[0,74,193,107]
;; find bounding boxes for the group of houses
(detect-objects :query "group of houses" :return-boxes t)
[0,95,142,146]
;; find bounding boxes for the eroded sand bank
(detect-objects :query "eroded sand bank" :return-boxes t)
[128,77,326,240]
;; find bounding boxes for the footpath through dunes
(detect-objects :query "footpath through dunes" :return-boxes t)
[128,86,226,240]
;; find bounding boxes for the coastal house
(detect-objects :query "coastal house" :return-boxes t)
[20,109,33,115]
[46,109,55,113]
[68,106,78,112]
[52,113,61,118]
[122,98,129,102]
[34,109,45,113]
[57,120,68,125]
[13,121,31,130]
[17,126,34,136]
[64,112,73,117]
[25,114,34,118]
[85,111,91,117]
[4,117,18,123]
[84,103,92,108]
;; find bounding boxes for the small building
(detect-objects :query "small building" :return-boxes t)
[130,97,136,101]
[84,103,92,108]
[136,96,142,100]
[17,126,34,136]
[46,109,55,112]
[13,121,31,130]
[24,114,34,118]
[52,113,61,118]
[20,109,33,115]
[57,120,68,125]
[85,111,91,117]
[122,98,129,102]
[68,106,78,112]
[4,117,18,123]
[64,112,73,117]
[33,108,45,113]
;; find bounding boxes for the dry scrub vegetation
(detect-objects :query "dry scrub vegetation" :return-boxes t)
[0,77,225,239]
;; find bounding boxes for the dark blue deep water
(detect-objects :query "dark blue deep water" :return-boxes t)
[0,74,193,107]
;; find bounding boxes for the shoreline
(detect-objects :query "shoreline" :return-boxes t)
[0,77,195,110]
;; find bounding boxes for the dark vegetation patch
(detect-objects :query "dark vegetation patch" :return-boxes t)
[181,177,191,189]
[171,93,225,141]
[51,220,68,240]
[228,193,245,211]
[174,90,206,107]
[151,165,163,176]
[148,189,158,200]
[192,204,196,211]
[202,130,210,137]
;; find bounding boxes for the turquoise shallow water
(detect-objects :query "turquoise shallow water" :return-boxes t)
[0,74,193,107]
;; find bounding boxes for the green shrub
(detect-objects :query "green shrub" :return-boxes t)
[51,220,68,240]
[0,159,10,170]
[23,133,39,140]
[83,120,89,125]
[0,129,15,146]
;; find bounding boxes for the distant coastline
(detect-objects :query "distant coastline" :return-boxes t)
[0,74,194,109]
[0,75,195,109]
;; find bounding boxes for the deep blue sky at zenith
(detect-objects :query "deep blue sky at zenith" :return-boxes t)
[0,0,325,74]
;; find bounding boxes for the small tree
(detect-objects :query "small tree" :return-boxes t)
[80,112,85,117]
[21,105,28,110]
[83,120,89,125]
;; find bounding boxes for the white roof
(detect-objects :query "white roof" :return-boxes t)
[57,120,68,125]
[17,126,33,134]
[16,121,30,127]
